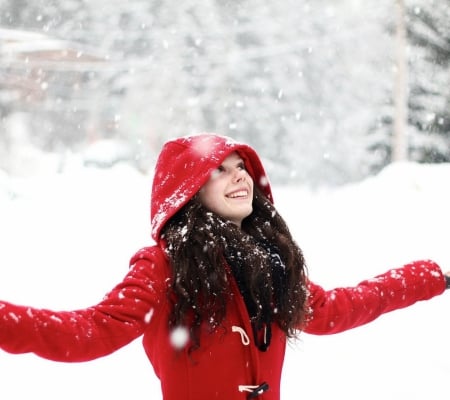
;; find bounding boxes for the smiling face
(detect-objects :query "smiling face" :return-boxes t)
[198,152,254,227]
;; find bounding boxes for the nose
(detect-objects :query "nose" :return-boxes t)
[232,168,246,182]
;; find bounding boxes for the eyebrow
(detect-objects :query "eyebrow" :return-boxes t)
[222,159,244,168]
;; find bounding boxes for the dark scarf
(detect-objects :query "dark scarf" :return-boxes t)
[225,242,287,352]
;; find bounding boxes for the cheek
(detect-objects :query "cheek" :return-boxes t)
[198,184,218,210]
[198,187,208,206]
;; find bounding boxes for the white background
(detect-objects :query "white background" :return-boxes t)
[1,159,449,399]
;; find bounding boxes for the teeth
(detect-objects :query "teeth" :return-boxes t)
[228,190,247,198]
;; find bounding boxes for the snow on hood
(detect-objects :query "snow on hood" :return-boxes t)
[150,133,273,241]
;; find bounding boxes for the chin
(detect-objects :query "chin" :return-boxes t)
[242,207,253,220]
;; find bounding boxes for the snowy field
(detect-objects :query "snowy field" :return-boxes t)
[0,159,450,399]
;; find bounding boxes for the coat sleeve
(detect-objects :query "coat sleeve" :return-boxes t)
[303,259,446,335]
[0,246,168,362]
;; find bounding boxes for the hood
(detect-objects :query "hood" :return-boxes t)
[151,133,273,241]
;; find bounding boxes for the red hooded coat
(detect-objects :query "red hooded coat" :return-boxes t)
[0,133,446,399]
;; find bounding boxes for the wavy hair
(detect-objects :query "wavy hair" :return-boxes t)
[161,186,308,351]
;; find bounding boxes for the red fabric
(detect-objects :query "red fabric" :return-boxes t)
[0,248,446,399]
[304,260,446,334]
[0,133,447,399]
[150,133,273,241]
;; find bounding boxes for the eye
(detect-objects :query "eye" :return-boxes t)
[217,165,225,172]
[237,162,246,170]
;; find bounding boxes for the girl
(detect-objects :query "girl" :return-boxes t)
[0,133,449,400]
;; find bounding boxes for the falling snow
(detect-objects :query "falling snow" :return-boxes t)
[169,326,189,349]
[0,159,449,399]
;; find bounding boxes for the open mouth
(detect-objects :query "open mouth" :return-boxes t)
[226,190,248,199]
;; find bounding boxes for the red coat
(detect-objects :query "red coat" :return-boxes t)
[0,248,445,399]
[0,134,447,399]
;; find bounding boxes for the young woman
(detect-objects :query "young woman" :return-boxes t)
[0,133,449,400]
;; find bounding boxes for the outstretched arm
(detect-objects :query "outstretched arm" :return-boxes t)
[304,259,446,335]
[0,247,167,362]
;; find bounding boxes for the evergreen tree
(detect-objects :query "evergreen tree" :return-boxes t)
[5,0,443,185]
[407,0,450,163]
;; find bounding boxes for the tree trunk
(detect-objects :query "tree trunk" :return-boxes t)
[392,0,408,162]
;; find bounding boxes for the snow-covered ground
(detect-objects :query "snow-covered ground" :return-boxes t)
[0,159,449,399]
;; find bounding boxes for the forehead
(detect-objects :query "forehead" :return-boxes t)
[221,151,243,164]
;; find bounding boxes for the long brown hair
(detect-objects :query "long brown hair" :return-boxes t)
[161,186,308,350]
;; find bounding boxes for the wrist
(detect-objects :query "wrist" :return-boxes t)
[445,275,450,290]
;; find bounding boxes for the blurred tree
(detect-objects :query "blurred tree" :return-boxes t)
[406,0,450,163]
[392,0,408,162]
[2,0,446,185]
[368,0,450,171]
